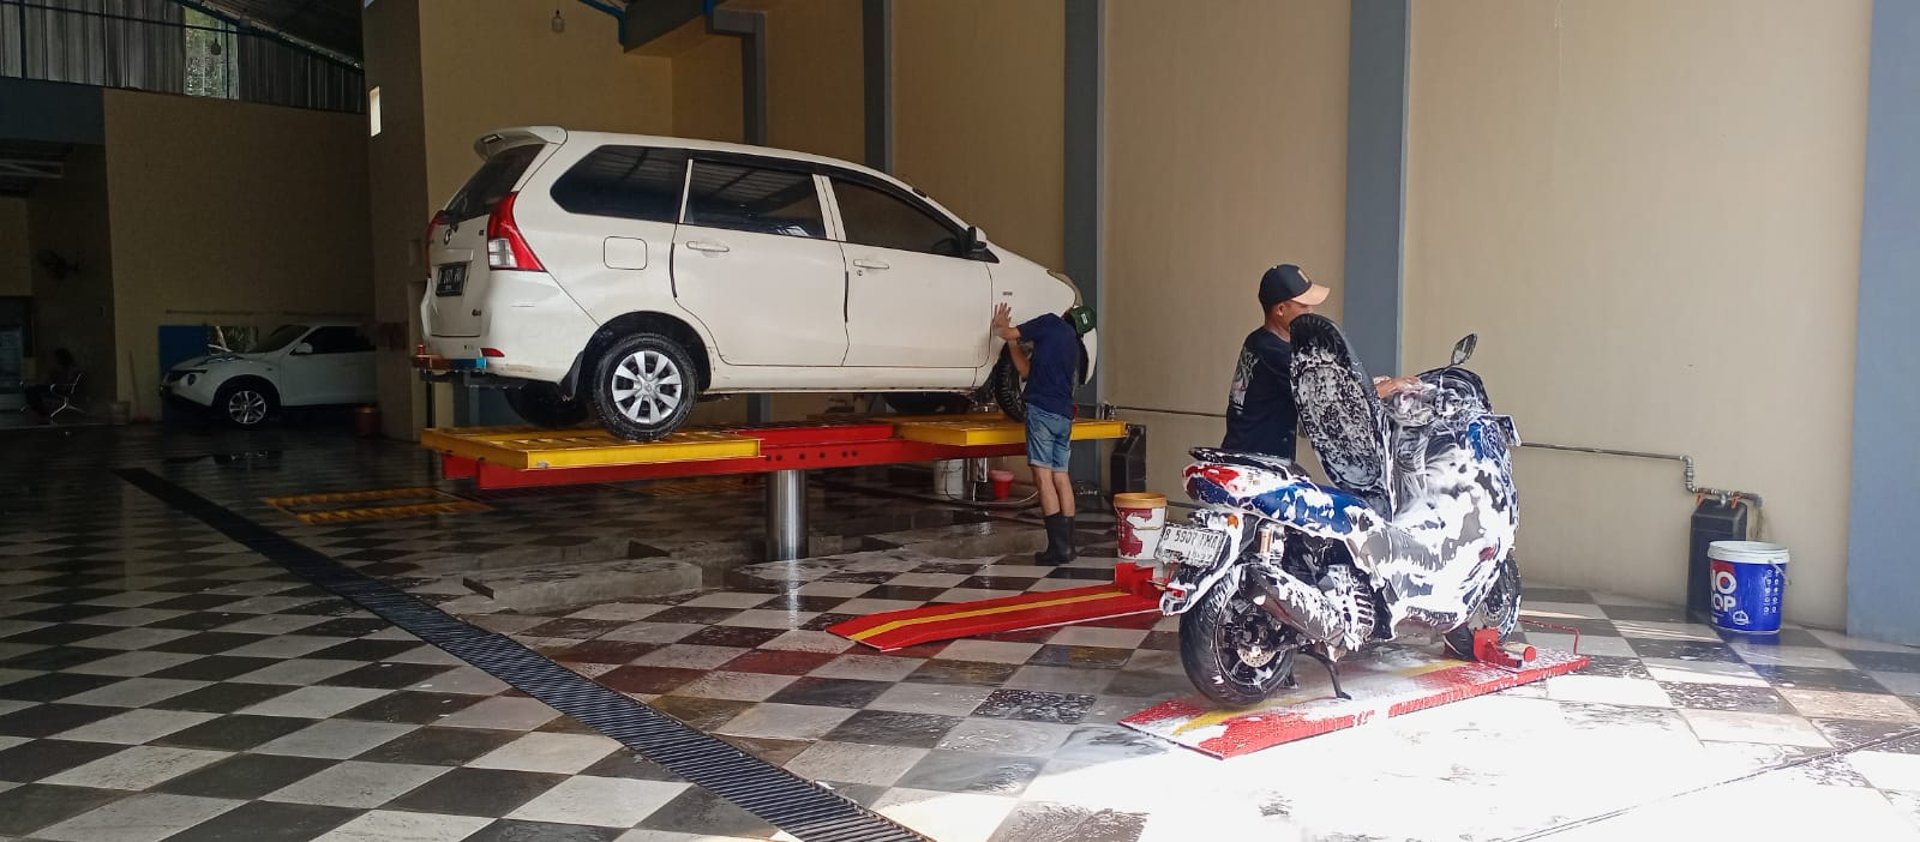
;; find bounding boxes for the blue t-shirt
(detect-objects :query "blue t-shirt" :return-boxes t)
[1221,327,1297,460]
[1017,314,1079,418]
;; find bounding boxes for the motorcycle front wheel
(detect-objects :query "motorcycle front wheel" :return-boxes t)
[1179,577,1298,708]
[1444,554,1523,659]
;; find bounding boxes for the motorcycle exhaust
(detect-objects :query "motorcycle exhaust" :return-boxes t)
[1249,566,1350,645]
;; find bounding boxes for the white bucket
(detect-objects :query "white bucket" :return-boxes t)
[1706,541,1789,634]
[933,459,967,499]
[1114,492,1168,562]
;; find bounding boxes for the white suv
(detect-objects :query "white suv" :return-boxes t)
[163,322,378,427]
[416,127,1096,441]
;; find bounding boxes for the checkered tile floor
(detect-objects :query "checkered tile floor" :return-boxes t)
[3,426,1919,841]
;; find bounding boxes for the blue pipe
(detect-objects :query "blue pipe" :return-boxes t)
[574,0,627,42]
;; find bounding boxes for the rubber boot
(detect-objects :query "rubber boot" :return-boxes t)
[1034,514,1070,564]
[1059,514,1078,562]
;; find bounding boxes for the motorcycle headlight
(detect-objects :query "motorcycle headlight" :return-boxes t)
[185,374,197,386]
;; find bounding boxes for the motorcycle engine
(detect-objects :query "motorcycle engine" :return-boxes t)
[1318,565,1376,658]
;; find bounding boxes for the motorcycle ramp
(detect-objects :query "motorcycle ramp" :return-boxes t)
[1122,644,1589,759]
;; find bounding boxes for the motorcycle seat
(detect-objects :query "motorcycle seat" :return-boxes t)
[1186,447,1379,527]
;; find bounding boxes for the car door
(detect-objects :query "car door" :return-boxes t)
[672,159,847,367]
[828,176,992,369]
[286,326,375,405]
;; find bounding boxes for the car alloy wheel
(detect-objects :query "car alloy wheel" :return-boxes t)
[227,389,269,426]
[610,348,685,425]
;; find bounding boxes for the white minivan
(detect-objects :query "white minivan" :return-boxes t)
[415,127,1095,441]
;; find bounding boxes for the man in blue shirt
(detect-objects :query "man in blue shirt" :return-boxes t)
[993,302,1086,563]
[1223,264,1418,460]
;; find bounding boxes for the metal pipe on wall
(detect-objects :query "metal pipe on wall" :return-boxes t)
[1104,404,1763,508]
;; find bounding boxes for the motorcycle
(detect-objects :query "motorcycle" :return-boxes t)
[1155,314,1523,707]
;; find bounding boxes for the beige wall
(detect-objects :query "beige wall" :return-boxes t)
[764,0,864,162]
[0,198,28,298]
[416,1,674,206]
[671,31,743,144]
[27,146,115,406]
[101,90,373,421]
[894,0,1066,271]
[1104,0,1352,498]
[1403,0,1871,627]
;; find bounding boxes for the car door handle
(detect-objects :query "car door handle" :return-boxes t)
[852,258,890,270]
[685,240,730,254]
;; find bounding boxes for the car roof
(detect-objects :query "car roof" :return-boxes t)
[489,127,967,224]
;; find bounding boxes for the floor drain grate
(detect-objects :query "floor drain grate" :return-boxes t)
[122,468,928,842]
[263,487,491,524]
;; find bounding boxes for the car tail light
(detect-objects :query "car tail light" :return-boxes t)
[486,192,544,271]
[423,211,445,273]
[481,348,504,358]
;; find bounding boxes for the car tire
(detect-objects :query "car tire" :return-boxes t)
[214,380,277,428]
[883,392,972,416]
[505,381,592,429]
[989,347,1026,422]
[591,333,699,441]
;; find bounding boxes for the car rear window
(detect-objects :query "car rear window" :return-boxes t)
[549,145,689,223]
[443,144,542,222]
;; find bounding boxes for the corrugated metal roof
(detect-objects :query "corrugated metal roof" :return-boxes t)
[197,0,360,61]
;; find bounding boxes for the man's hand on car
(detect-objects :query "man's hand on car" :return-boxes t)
[992,303,1020,342]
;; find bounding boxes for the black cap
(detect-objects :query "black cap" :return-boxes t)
[1258,264,1329,312]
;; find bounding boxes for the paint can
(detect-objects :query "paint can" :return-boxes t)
[1113,492,1167,562]
[1707,541,1789,635]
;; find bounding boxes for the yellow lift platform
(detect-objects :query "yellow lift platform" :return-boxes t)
[423,412,1134,561]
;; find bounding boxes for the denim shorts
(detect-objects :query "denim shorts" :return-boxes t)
[1025,405,1073,471]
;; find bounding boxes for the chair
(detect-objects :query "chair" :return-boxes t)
[19,371,86,422]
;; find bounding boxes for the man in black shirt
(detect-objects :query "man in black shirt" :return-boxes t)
[1222,264,1417,461]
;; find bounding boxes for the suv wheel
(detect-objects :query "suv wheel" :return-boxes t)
[989,347,1026,421]
[215,381,276,428]
[506,381,592,429]
[592,333,699,441]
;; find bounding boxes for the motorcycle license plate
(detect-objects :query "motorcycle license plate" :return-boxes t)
[1157,525,1229,566]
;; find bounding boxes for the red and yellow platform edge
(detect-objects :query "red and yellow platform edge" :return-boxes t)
[828,562,1162,651]
[422,414,1128,472]
[1122,646,1591,759]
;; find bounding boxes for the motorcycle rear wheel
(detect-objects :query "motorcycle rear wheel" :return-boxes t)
[1444,554,1523,659]
[1179,578,1297,708]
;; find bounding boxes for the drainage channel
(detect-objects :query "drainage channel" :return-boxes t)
[117,468,929,842]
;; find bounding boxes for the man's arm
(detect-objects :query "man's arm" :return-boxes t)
[991,303,1031,379]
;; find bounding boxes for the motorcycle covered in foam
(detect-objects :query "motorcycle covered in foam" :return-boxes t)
[1156,314,1522,707]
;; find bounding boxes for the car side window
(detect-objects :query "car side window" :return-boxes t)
[830,178,963,258]
[683,161,826,239]
[549,146,689,223]
[303,327,373,355]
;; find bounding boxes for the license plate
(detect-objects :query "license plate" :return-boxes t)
[1156,525,1229,566]
[434,263,468,297]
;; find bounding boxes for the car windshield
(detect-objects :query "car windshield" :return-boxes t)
[251,325,309,354]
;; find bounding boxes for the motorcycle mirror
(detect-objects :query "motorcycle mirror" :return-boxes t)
[1450,334,1478,366]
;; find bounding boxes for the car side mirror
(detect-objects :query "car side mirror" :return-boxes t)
[292,342,314,356]
[1450,334,1478,366]
[965,226,990,257]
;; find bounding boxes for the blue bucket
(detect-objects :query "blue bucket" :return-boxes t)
[1707,541,1788,635]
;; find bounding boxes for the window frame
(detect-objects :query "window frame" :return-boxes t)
[678,157,831,241]
[548,144,692,224]
[825,174,973,259]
